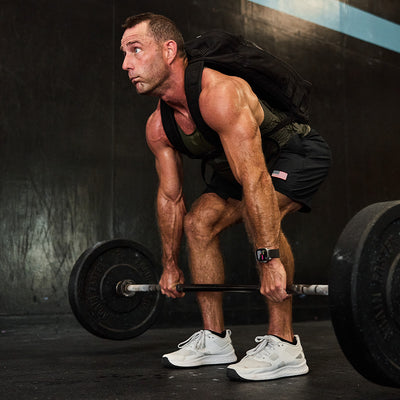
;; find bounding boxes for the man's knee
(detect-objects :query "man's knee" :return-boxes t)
[184,206,219,243]
[184,193,242,244]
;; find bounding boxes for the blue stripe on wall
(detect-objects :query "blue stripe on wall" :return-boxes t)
[250,0,400,53]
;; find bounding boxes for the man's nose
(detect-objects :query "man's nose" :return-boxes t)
[122,55,133,71]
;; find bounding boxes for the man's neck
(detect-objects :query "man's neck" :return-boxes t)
[160,58,189,115]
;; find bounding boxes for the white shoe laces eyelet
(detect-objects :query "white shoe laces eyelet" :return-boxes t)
[178,330,206,350]
[246,335,278,357]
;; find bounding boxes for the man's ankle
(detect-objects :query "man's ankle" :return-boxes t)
[208,329,226,338]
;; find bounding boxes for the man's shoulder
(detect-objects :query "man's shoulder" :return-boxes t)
[199,68,255,115]
[197,68,263,132]
[146,105,165,141]
[200,68,252,104]
[146,104,175,152]
[146,104,163,133]
[202,67,246,88]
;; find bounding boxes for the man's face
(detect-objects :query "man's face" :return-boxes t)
[121,21,170,95]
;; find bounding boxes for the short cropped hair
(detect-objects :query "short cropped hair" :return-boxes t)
[122,12,185,58]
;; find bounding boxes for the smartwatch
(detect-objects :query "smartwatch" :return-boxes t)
[255,248,280,263]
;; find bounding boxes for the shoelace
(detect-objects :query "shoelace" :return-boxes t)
[177,329,231,350]
[246,335,278,357]
[178,330,207,350]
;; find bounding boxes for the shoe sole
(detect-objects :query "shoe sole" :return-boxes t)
[162,355,237,369]
[227,363,309,381]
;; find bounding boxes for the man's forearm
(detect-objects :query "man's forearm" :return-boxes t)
[242,173,281,250]
[157,189,187,269]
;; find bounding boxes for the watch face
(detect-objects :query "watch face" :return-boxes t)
[256,249,270,262]
[256,248,279,262]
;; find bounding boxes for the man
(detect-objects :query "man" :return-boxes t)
[120,12,331,381]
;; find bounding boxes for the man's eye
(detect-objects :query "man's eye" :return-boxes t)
[134,47,142,54]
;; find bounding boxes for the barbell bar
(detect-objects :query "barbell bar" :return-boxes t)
[68,200,400,388]
[117,282,329,296]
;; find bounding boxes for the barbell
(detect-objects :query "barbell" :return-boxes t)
[116,281,329,295]
[68,200,400,388]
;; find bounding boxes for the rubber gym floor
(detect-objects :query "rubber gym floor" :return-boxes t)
[1,315,399,400]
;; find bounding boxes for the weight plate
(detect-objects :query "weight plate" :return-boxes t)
[330,201,400,387]
[68,239,164,340]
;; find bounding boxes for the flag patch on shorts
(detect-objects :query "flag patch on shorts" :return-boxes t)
[272,170,288,180]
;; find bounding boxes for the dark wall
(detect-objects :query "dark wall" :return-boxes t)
[1,0,115,314]
[1,0,399,324]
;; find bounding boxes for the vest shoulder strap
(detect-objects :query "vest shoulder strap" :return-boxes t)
[159,62,223,158]
[184,61,222,149]
[159,99,194,158]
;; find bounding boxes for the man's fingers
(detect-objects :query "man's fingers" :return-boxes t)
[262,287,289,302]
[160,285,185,299]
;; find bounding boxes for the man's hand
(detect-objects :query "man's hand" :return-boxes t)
[159,266,185,298]
[258,258,290,302]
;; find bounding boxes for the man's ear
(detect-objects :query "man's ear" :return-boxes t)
[163,40,178,64]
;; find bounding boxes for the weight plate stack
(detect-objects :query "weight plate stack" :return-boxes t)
[330,201,400,387]
[68,239,164,340]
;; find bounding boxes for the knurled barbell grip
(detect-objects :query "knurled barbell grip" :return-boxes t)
[176,284,259,292]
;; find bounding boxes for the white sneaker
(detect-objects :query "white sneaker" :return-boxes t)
[227,335,309,381]
[162,329,237,368]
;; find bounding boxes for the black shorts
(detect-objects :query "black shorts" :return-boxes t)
[203,130,332,212]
